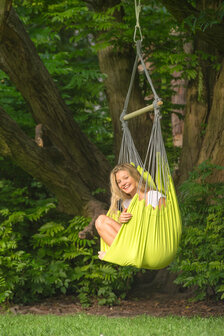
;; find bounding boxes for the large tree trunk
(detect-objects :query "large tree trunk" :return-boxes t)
[197,59,224,179]
[0,2,153,240]
[160,0,224,184]
[0,0,11,37]
[98,45,153,162]
[89,0,153,162]
[0,7,111,215]
[177,54,224,183]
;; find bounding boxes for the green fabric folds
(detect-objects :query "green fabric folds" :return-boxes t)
[100,176,182,270]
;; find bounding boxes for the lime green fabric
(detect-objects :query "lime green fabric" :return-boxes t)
[155,152,170,194]
[100,176,182,269]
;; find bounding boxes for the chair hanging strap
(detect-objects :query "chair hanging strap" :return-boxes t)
[118,0,171,200]
[119,40,163,169]
[120,40,161,124]
[118,39,171,197]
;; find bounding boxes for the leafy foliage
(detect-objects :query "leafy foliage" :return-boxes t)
[5,0,221,169]
[2,0,113,162]
[9,0,195,165]
[0,174,139,306]
[183,3,224,33]
[169,161,224,300]
[1,0,223,306]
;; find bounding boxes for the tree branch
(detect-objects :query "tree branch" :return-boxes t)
[0,106,97,214]
[0,6,111,205]
[0,107,109,236]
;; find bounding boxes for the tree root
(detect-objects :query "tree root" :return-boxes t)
[79,199,108,239]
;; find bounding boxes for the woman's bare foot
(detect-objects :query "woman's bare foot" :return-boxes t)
[98,251,106,260]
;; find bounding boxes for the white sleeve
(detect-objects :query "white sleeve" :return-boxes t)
[147,190,164,208]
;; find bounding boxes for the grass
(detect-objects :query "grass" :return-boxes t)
[0,314,223,336]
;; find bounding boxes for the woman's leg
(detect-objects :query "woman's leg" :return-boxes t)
[95,215,121,247]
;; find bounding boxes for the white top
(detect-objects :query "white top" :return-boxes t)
[123,190,164,209]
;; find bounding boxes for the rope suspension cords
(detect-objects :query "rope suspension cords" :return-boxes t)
[100,0,182,269]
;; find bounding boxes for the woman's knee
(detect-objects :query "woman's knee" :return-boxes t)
[95,214,107,232]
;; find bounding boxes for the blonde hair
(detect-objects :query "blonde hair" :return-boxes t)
[109,163,146,214]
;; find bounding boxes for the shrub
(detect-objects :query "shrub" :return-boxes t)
[169,161,224,300]
[0,178,138,306]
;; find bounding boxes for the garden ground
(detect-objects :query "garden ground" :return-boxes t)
[2,269,223,318]
[4,292,223,318]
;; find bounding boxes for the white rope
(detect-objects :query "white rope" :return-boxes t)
[118,1,171,201]
[134,0,143,42]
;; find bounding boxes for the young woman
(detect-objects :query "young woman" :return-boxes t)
[95,163,166,260]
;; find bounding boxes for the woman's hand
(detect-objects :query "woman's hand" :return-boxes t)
[119,208,132,223]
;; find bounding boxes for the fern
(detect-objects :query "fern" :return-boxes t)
[169,162,224,300]
[0,276,12,303]
[0,175,140,306]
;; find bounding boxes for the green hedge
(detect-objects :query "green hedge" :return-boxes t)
[169,161,224,300]
[1,160,223,306]
[0,176,138,306]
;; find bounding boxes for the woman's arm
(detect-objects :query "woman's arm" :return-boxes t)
[158,197,166,209]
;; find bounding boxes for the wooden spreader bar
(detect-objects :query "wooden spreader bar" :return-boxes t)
[123,100,163,121]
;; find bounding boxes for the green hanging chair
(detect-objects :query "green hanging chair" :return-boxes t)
[101,175,181,269]
[100,39,182,270]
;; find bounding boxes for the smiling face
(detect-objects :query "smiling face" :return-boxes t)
[115,169,137,198]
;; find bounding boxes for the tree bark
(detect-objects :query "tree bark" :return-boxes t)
[98,45,153,161]
[0,0,11,40]
[0,7,111,215]
[159,0,224,184]
[197,59,224,182]
[0,106,90,213]
[87,0,153,162]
